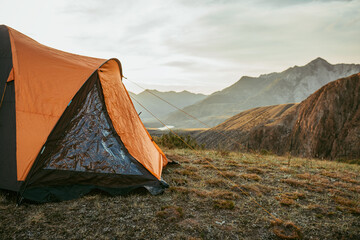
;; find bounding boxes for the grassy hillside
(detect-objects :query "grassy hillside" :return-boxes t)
[1,149,359,239]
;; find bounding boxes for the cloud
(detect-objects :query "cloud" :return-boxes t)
[256,0,354,7]
[1,0,359,94]
[161,0,359,66]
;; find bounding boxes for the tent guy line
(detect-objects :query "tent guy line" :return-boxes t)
[125,77,273,151]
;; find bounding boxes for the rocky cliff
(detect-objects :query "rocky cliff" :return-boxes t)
[196,73,360,160]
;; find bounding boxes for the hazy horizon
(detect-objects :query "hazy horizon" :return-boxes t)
[1,0,360,94]
[125,56,358,95]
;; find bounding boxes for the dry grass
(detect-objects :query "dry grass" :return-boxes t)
[205,179,228,188]
[282,192,305,200]
[201,164,214,169]
[276,192,305,207]
[281,178,307,187]
[348,185,360,193]
[213,199,235,209]
[170,177,188,186]
[246,167,265,174]
[1,149,360,239]
[210,189,239,200]
[156,205,184,221]
[278,197,296,206]
[26,210,46,224]
[280,167,295,173]
[271,218,303,239]
[240,173,262,181]
[333,196,358,207]
[237,183,273,196]
[218,171,238,179]
[295,173,312,180]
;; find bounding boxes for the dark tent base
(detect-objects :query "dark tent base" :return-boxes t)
[22,180,168,203]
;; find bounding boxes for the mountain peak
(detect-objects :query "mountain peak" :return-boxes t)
[307,57,330,66]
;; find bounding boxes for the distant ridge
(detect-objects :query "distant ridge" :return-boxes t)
[163,58,360,128]
[129,90,207,123]
[196,73,360,160]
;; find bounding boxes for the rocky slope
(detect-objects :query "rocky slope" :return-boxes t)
[165,58,360,128]
[196,73,360,160]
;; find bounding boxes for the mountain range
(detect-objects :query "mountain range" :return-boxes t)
[195,73,360,160]
[162,58,360,128]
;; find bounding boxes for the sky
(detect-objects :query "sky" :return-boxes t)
[1,0,359,94]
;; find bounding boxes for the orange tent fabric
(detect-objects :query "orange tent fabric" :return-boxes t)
[6,27,167,182]
[8,27,105,181]
[98,60,167,179]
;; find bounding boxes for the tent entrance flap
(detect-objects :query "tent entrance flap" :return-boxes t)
[44,82,144,176]
[98,60,167,180]
[21,74,165,202]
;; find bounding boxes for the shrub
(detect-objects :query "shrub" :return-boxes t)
[335,158,360,165]
[260,149,271,155]
[153,132,202,149]
[216,144,230,157]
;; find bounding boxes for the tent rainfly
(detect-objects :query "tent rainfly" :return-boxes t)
[0,25,169,203]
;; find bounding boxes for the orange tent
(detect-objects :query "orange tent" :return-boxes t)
[0,25,168,202]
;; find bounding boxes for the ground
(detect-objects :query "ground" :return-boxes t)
[0,148,359,239]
